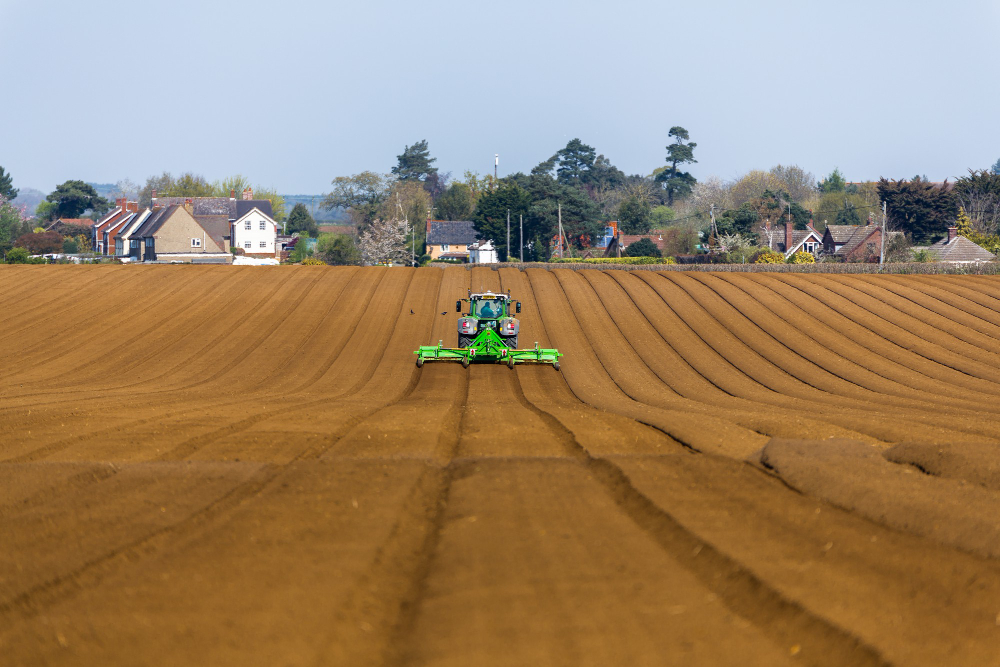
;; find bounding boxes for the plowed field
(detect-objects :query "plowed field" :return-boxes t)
[3,264,1000,666]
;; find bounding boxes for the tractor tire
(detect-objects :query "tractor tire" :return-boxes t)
[458,335,474,348]
[504,335,518,349]
[553,361,560,371]
[416,357,424,368]
[462,357,470,368]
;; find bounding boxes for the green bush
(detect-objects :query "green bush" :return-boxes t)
[5,247,29,263]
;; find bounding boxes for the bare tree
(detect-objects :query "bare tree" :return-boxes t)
[769,165,816,202]
[110,178,139,201]
[357,217,408,265]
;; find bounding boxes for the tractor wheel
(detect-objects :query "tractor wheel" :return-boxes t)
[462,357,470,368]
[416,357,424,368]
[553,361,560,371]
[458,335,473,348]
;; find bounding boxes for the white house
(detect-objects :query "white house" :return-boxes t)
[469,239,498,264]
[231,206,278,258]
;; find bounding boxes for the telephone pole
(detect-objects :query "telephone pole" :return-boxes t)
[519,214,523,262]
[494,154,498,183]
[558,203,564,259]
[879,200,887,265]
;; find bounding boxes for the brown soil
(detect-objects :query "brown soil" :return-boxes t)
[3,265,1000,666]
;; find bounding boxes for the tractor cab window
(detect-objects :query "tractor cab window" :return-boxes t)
[476,300,502,318]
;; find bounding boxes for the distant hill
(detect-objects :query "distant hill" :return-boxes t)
[12,188,45,217]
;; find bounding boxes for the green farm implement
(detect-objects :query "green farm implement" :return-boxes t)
[414,290,562,369]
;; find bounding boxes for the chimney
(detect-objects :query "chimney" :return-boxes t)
[126,200,138,213]
[785,220,794,252]
[151,189,157,204]
[242,187,253,200]
[426,219,432,234]
[948,226,957,242]
[183,198,194,214]
[230,189,236,200]
[116,197,126,210]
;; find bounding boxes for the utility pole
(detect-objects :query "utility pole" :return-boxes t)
[879,200,887,266]
[506,209,510,264]
[494,154,498,183]
[709,204,717,247]
[558,203,563,259]
[519,214,523,262]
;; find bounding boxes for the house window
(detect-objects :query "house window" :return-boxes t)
[259,221,266,230]
[245,221,251,230]
[442,244,450,251]
[259,241,266,248]
[244,241,251,249]
[804,241,817,253]
[192,238,202,248]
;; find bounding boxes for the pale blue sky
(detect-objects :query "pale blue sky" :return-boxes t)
[2,0,998,195]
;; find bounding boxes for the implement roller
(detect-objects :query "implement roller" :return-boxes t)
[414,290,562,370]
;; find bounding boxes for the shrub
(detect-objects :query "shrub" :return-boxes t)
[911,248,936,262]
[786,251,815,264]
[754,249,785,264]
[5,247,29,263]
[301,257,326,265]
[62,237,79,253]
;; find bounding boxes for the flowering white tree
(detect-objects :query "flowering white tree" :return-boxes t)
[357,217,409,265]
[716,232,758,264]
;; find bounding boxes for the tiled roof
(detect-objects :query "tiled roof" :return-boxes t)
[927,236,995,262]
[57,218,96,228]
[195,215,231,249]
[131,206,174,238]
[154,197,274,220]
[837,225,879,256]
[620,234,669,252]
[824,225,858,243]
[427,220,477,245]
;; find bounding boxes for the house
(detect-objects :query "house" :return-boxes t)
[114,209,152,259]
[93,200,140,254]
[760,220,824,258]
[821,224,904,262]
[469,239,497,264]
[128,202,232,263]
[152,188,278,258]
[925,227,995,263]
[231,205,278,258]
[426,220,477,260]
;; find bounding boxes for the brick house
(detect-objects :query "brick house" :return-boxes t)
[821,224,905,262]
[93,200,140,254]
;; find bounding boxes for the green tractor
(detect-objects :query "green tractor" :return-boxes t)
[414,290,562,369]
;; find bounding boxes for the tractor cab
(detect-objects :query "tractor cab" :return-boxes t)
[457,291,520,319]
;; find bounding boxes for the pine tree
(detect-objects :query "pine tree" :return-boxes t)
[0,166,17,200]
[286,203,318,237]
[391,140,438,181]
